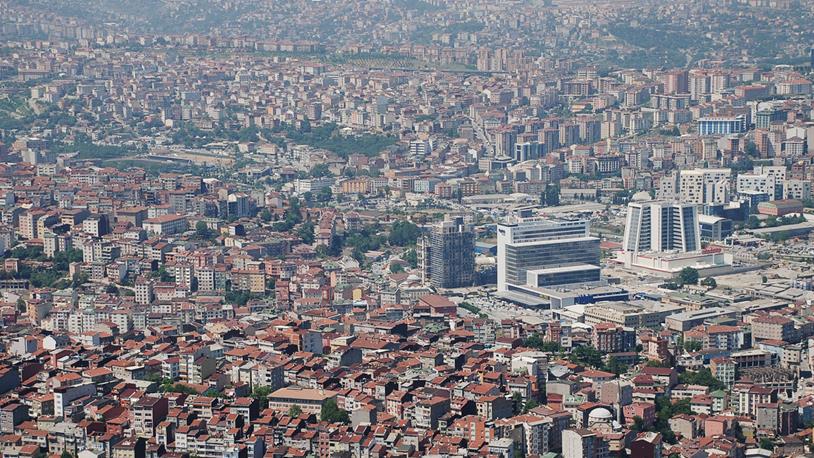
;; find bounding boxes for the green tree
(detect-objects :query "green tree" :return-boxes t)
[744,141,759,157]
[759,438,774,451]
[203,388,223,398]
[524,333,562,352]
[318,186,333,202]
[544,184,560,206]
[260,208,272,222]
[105,284,119,294]
[298,221,315,245]
[351,247,365,265]
[631,415,645,432]
[195,220,212,239]
[523,399,539,412]
[288,405,303,417]
[731,421,746,442]
[569,345,604,369]
[403,249,418,268]
[251,386,273,410]
[390,263,405,274]
[388,221,421,246]
[605,356,627,375]
[320,398,350,424]
[315,244,330,258]
[512,392,524,414]
[683,340,703,352]
[701,277,717,288]
[678,367,725,391]
[310,163,332,178]
[678,267,699,286]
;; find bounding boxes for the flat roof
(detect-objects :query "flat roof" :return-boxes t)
[269,387,337,401]
[527,264,601,275]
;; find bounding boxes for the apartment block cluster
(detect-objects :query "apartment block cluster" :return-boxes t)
[2,2,814,458]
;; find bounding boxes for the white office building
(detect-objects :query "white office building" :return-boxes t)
[679,168,731,204]
[737,173,778,200]
[497,213,600,295]
[623,201,701,253]
[784,179,811,201]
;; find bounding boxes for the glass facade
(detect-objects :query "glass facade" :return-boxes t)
[504,239,600,287]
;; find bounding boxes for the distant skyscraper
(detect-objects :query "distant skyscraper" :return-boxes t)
[419,217,475,289]
[497,213,600,294]
[623,201,700,253]
[514,141,542,162]
[810,47,814,69]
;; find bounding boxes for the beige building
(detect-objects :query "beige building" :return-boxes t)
[268,387,337,415]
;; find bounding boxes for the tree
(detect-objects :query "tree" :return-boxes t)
[351,247,365,265]
[744,141,759,158]
[731,421,746,442]
[605,356,627,375]
[328,234,343,257]
[523,333,562,352]
[678,267,699,286]
[746,215,761,229]
[390,263,405,274]
[759,438,774,451]
[61,452,73,458]
[298,222,315,245]
[701,277,717,288]
[105,284,119,294]
[543,184,560,207]
[631,415,645,432]
[683,340,703,352]
[315,244,329,258]
[203,388,223,398]
[731,155,754,173]
[260,208,272,222]
[679,368,725,391]
[288,405,303,417]
[251,386,273,410]
[512,392,524,414]
[388,221,420,246]
[569,345,604,369]
[403,249,418,268]
[523,399,539,412]
[318,186,333,202]
[310,163,332,178]
[320,398,350,424]
[195,220,212,239]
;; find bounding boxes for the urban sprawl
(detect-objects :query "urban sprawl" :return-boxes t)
[2,1,814,458]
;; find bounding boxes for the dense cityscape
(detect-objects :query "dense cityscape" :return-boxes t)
[2,0,814,457]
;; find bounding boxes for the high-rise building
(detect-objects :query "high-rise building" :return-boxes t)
[623,201,700,253]
[663,69,689,94]
[737,173,780,200]
[514,142,542,162]
[497,213,600,294]
[409,139,432,158]
[679,168,731,205]
[494,128,517,159]
[419,216,475,289]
